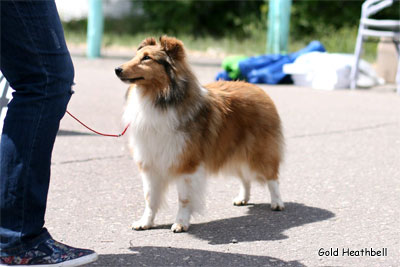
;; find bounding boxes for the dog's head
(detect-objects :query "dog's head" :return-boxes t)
[115,36,186,90]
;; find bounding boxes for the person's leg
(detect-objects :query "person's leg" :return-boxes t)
[0,0,73,255]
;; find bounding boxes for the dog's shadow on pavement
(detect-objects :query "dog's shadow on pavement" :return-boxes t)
[86,203,330,266]
[188,202,335,245]
[88,246,305,267]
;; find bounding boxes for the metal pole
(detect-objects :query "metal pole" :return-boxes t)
[87,0,104,58]
[267,0,292,54]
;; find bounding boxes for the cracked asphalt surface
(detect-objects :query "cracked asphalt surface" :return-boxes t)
[45,53,400,266]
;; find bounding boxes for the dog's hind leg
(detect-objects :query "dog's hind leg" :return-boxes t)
[132,170,166,230]
[267,180,285,211]
[172,167,206,233]
[233,164,253,206]
[233,177,250,206]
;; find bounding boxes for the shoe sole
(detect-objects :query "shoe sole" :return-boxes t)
[0,252,98,267]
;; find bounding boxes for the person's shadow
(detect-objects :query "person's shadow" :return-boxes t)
[187,202,335,245]
[86,202,333,266]
[57,129,95,136]
[87,246,305,267]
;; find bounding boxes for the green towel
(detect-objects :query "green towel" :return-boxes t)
[222,55,247,80]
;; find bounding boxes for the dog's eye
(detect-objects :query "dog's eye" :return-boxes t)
[142,55,151,61]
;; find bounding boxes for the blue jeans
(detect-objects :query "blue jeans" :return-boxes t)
[0,1,74,256]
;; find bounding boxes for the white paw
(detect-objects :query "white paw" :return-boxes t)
[233,196,249,206]
[271,200,285,211]
[171,223,189,233]
[132,219,153,230]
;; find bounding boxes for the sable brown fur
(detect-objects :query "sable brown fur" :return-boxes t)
[173,81,283,181]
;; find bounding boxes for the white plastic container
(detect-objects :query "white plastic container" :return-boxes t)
[283,52,384,90]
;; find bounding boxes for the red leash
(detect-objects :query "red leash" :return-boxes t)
[66,110,130,137]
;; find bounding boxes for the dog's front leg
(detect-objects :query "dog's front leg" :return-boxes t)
[172,168,206,233]
[171,177,192,233]
[132,170,165,230]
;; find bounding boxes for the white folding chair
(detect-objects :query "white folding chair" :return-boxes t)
[350,0,400,93]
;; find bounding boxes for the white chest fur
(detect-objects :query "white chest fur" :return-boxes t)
[123,88,187,175]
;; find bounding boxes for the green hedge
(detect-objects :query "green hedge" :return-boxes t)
[64,1,399,39]
[62,0,399,57]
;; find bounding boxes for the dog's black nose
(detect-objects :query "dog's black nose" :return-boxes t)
[115,67,123,76]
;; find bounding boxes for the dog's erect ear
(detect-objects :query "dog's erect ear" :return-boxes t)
[137,37,156,51]
[159,35,185,61]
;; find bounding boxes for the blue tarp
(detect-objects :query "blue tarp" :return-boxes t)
[216,41,326,84]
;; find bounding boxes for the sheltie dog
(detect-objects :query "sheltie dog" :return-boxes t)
[115,36,284,233]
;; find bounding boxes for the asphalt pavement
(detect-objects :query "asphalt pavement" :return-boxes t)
[45,52,400,267]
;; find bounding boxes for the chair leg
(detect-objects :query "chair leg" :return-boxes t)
[394,41,400,54]
[350,30,364,89]
[394,41,400,94]
[397,46,400,95]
